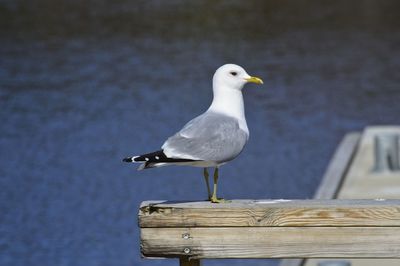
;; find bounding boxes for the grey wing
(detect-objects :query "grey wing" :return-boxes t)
[161,112,248,163]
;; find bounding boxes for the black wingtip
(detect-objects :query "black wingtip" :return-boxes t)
[123,157,133,163]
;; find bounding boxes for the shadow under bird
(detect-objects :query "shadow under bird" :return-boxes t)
[123,64,263,203]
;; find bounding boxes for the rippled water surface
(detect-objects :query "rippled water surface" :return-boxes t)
[1,1,400,266]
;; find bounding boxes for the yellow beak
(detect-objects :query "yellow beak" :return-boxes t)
[245,76,264,84]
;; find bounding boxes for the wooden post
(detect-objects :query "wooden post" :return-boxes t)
[179,258,202,266]
[373,133,400,172]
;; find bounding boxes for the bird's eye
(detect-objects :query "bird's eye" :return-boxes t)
[230,71,238,76]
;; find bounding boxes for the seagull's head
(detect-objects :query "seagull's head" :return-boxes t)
[213,64,263,91]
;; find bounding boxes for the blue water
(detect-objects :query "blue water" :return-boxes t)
[1,1,400,266]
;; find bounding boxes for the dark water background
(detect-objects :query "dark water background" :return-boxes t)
[1,1,400,266]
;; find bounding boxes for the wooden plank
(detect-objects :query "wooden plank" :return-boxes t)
[141,227,400,259]
[314,132,361,200]
[139,199,400,228]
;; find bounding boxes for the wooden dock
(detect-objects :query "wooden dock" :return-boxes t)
[138,126,400,266]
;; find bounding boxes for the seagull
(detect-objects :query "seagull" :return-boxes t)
[123,64,263,203]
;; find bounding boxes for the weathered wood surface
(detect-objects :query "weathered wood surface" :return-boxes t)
[141,227,400,259]
[140,199,400,258]
[139,199,400,228]
[281,132,361,266]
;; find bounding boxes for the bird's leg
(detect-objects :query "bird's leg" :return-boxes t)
[211,167,221,203]
[210,168,230,203]
[203,168,211,200]
[210,167,224,203]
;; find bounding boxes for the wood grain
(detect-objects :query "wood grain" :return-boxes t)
[139,199,400,228]
[141,227,400,259]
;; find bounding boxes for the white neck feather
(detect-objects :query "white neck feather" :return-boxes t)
[207,85,249,135]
